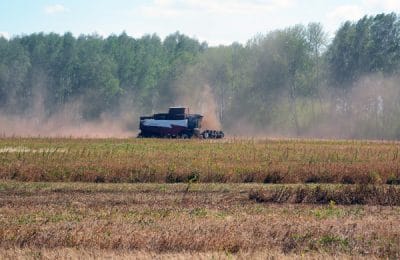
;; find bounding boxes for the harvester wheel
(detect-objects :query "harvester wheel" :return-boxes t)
[178,132,189,139]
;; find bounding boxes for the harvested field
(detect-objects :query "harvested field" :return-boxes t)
[0,182,399,258]
[0,248,380,260]
[1,138,400,258]
[1,138,400,184]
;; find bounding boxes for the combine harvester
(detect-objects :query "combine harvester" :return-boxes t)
[138,107,224,139]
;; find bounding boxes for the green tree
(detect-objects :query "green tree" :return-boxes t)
[0,38,31,114]
[75,34,121,119]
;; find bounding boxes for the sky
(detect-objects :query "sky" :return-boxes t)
[1,0,400,46]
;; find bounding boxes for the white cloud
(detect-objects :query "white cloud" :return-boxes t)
[363,0,400,12]
[327,5,364,22]
[324,4,365,36]
[139,0,297,17]
[0,31,10,39]
[184,0,296,14]
[140,5,181,17]
[44,4,69,15]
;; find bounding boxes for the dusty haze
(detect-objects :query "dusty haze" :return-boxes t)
[196,84,222,130]
[1,74,399,139]
[0,98,135,138]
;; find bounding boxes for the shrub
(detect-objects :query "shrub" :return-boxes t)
[263,172,283,184]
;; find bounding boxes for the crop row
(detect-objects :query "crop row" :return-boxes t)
[1,138,400,184]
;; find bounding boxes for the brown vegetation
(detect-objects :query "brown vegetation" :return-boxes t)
[1,138,400,184]
[0,248,378,260]
[0,182,399,258]
[1,138,400,258]
[249,185,400,205]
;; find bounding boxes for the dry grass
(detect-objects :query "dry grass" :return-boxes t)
[1,138,400,258]
[0,248,376,260]
[1,138,400,184]
[0,182,399,258]
[249,184,400,205]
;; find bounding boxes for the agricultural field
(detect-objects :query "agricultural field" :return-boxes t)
[0,138,400,259]
[1,137,400,184]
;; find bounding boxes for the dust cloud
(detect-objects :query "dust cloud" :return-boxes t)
[0,114,134,138]
[173,75,222,131]
[217,73,400,139]
[0,100,135,138]
[198,84,221,130]
[1,72,399,139]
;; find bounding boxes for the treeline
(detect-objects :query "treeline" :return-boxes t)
[0,32,206,119]
[2,13,400,138]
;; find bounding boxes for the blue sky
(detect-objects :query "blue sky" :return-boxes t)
[1,0,399,45]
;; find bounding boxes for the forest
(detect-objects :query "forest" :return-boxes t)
[1,13,400,139]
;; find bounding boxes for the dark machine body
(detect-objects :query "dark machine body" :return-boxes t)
[138,107,224,139]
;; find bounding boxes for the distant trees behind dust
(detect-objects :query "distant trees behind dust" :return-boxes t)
[2,13,400,139]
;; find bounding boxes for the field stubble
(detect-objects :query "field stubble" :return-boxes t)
[1,138,400,258]
[0,182,399,258]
